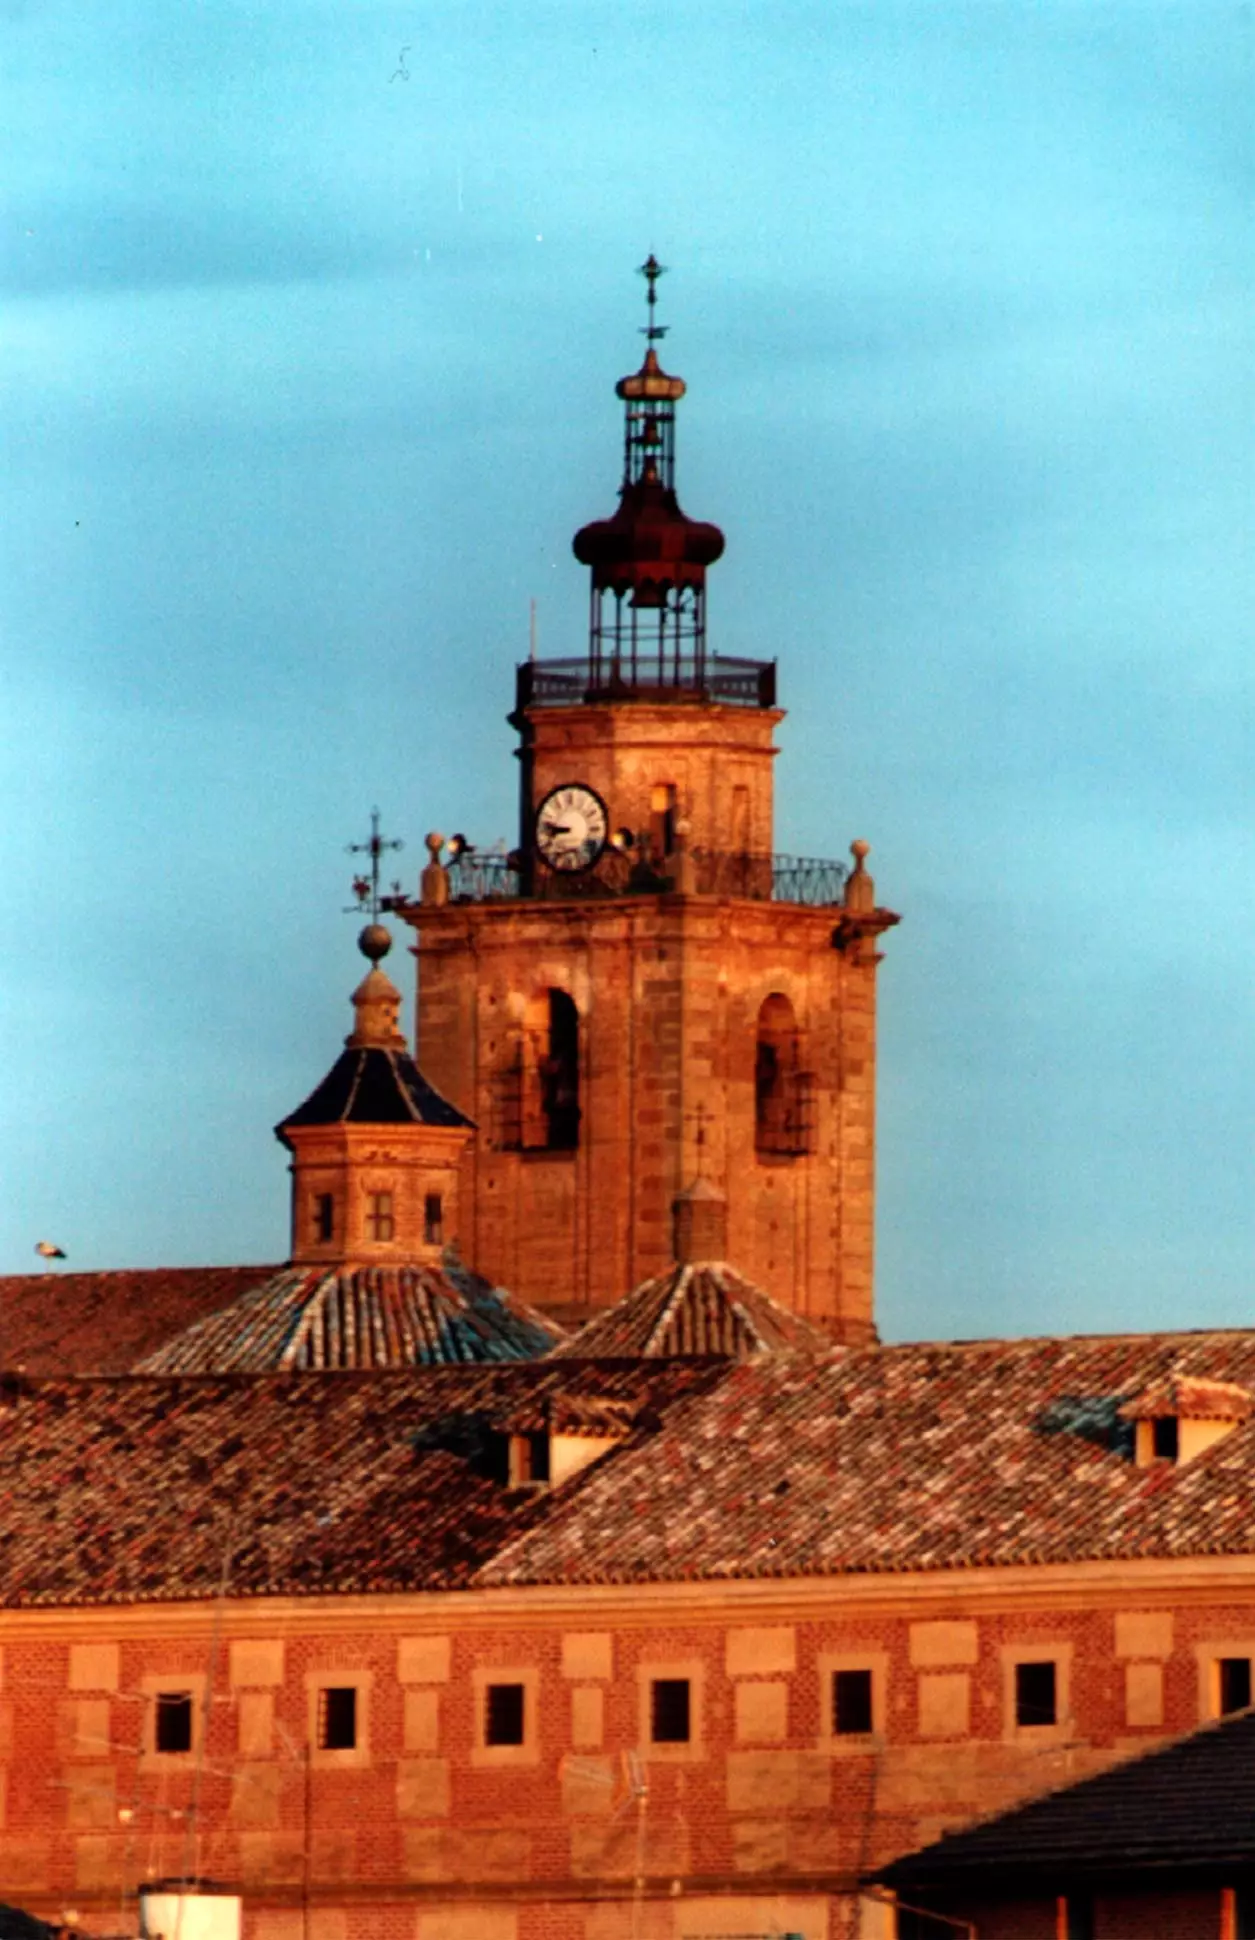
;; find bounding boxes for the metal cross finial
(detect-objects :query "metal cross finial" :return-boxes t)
[345,807,403,920]
[638,253,668,341]
[686,1100,713,1174]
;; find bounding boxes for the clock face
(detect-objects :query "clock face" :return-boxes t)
[535,782,609,873]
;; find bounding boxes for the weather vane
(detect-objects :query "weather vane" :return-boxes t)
[345,808,403,920]
[639,253,668,341]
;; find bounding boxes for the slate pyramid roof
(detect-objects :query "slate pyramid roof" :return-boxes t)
[276,1045,471,1137]
[548,1259,834,1361]
[134,1257,560,1372]
[874,1706,1255,1892]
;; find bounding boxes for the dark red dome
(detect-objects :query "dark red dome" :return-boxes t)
[573,467,725,608]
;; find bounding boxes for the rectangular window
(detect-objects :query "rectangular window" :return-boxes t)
[1219,1657,1252,1715]
[650,783,678,858]
[485,1682,526,1747]
[317,1686,358,1750]
[314,1193,334,1242]
[365,1191,395,1242]
[154,1691,193,1755]
[833,1667,874,1736]
[650,1678,691,1745]
[1015,1660,1058,1727]
[507,1432,550,1487]
[1152,1416,1179,1460]
[424,1192,443,1246]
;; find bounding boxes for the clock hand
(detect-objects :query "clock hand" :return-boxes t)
[542,822,572,836]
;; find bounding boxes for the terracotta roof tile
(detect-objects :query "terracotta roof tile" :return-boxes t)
[134,1260,560,1371]
[483,1329,1255,1586]
[1118,1374,1254,1420]
[0,1267,278,1375]
[548,1260,835,1360]
[5,1328,1255,1607]
[0,1361,722,1606]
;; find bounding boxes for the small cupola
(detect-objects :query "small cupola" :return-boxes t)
[1120,1375,1254,1467]
[275,916,473,1267]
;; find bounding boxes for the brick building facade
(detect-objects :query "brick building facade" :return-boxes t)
[1,273,1250,1940]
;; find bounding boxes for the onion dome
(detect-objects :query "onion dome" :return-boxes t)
[573,448,724,610]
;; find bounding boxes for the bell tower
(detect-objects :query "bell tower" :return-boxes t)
[397,260,897,1342]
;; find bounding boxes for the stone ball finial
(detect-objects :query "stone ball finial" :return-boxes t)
[421,831,450,908]
[844,839,875,912]
[358,922,392,963]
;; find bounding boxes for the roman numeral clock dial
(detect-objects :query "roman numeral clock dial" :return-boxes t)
[534,782,609,873]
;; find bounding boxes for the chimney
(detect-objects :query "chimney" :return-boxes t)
[672,1177,728,1263]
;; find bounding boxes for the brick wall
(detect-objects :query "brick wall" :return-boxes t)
[1,1586,1252,1938]
[413,895,884,1340]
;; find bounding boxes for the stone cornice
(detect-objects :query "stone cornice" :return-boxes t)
[8,1551,1255,1639]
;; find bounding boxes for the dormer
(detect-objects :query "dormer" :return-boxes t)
[489,1395,638,1489]
[1120,1376,1254,1467]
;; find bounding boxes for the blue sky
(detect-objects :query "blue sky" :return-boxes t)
[2,2,1252,1340]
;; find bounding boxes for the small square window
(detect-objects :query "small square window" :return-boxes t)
[154,1691,193,1754]
[1152,1416,1179,1460]
[833,1668,874,1736]
[424,1193,443,1246]
[365,1191,395,1242]
[485,1682,525,1747]
[650,1678,691,1745]
[1015,1661,1057,1727]
[314,1193,335,1242]
[317,1686,357,1751]
[1219,1657,1252,1715]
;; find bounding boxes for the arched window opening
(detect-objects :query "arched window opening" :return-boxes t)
[650,783,678,858]
[755,993,815,1159]
[500,988,581,1153]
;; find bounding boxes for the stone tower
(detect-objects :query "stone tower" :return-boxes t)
[397,261,897,1341]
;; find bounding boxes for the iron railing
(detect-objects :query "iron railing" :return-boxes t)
[441,848,847,908]
[515,653,776,711]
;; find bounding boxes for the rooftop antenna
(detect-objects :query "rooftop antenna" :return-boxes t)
[346,808,404,922]
[529,596,537,662]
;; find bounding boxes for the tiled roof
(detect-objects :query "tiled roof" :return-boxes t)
[481,1328,1255,1586]
[0,1267,278,1375]
[0,1362,722,1606]
[548,1260,835,1360]
[5,1327,1255,1606]
[1119,1373,1254,1421]
[276,1046,471,1136]
[133,1258,560,1371]
[873,1708,1255,1891]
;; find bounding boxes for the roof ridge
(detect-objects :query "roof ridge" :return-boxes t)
[644,1262,693,1354]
